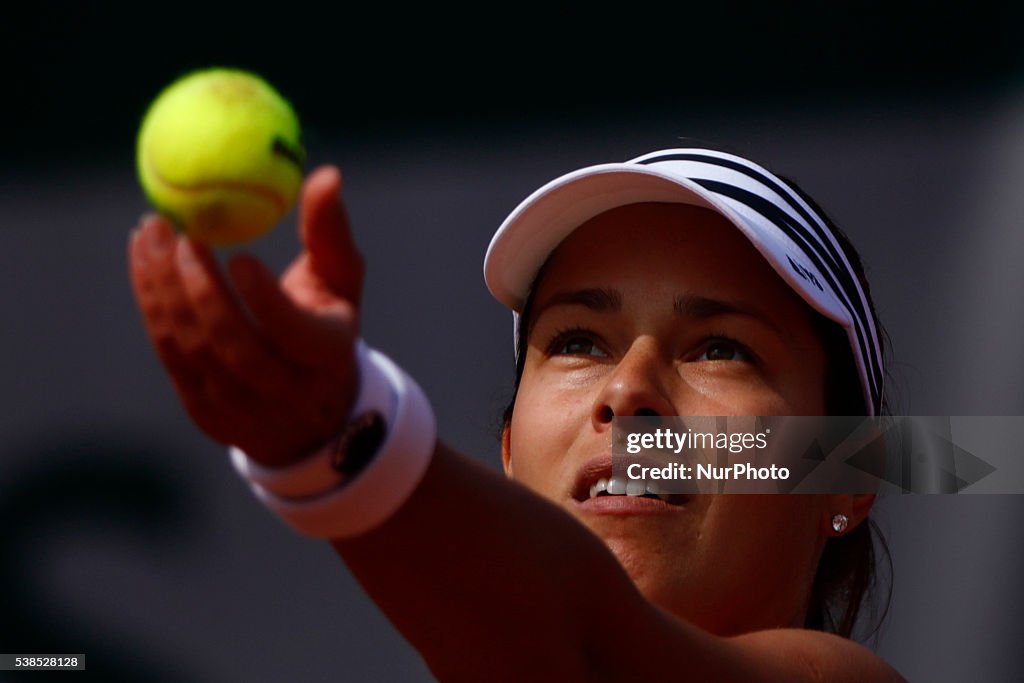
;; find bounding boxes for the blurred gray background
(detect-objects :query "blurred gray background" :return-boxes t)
[2,3,1023,681]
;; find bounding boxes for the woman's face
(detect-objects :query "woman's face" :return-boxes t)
[504,202,836,635]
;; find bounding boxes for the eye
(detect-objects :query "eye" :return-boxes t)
[696,337,754,363]
[548,329,609,358]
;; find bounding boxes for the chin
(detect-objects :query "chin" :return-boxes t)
[601,535,692,599]
[593,534,740,634]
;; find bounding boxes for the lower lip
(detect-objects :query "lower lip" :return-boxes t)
[573,495,687,515]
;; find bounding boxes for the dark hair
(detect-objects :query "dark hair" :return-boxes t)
[498,176,893,641]
[780,176,894,640]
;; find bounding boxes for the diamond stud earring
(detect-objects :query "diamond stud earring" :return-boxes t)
[831,513,849,534]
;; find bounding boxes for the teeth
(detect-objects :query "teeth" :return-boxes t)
[625,479,645,496]
[587,476,681,502]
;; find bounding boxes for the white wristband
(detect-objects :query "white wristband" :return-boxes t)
[229,340,392,498]
[230,342,436,539]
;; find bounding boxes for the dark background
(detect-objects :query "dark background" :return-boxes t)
[2,3,1023,680]
[5,3,1023,166]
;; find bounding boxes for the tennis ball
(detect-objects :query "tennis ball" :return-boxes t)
[136,68,304,246]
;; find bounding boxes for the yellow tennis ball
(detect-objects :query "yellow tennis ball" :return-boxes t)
[136,68,304,246]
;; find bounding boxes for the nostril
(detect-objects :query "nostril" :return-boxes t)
[636,407,659,417]
[597,406,614,423]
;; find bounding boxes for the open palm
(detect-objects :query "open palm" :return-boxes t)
[129,166,364,466]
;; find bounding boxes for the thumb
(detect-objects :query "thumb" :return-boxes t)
[299,165,364,305]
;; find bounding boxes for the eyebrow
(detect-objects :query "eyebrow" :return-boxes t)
[530,288,781,334]
[674,294,782,333]
[531,288,623,321]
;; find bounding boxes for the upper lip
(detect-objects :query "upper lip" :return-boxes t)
[571,454,691,506]
[571,455,614,502]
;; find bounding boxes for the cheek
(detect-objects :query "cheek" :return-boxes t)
[674,366,798,417]
[508,371,594,493]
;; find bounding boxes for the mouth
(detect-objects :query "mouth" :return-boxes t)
[571,456,689,508]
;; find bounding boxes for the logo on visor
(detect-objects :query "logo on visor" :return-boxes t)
[787,255,824,292]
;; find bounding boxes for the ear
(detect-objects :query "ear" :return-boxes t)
[501,423,514,478]
[823,494,876,536]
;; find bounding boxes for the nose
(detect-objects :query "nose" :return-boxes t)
[592,338,676,429]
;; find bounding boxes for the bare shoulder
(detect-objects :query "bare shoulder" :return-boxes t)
[728,628,907,683]
[594,605,906,683]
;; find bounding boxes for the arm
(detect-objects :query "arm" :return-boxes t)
[336,444,904,683]
[128,168,905,683]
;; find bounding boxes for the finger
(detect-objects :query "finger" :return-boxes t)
[175,238,295,397]
[228,253,356,368]
[130,215,196,348]
[129,217,218,403]
[130,217,260,435]
[299,165,365,304]
[130,217,179,370]
[128,213,174,308]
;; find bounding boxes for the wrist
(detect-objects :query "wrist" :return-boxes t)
[231,340,391,497]
[230,340,436,539]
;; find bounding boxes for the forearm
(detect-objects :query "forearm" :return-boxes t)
[332,442,653,681]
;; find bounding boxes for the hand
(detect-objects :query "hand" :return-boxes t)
[128,166,365,466]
